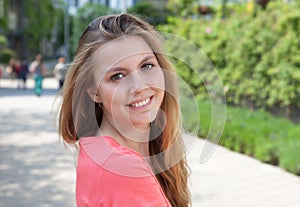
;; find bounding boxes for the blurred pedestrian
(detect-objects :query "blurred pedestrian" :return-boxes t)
[53,56,67,89]
[19,58,29,89]
[30,54,46,96]
[6,58,15,80]
[13,60,21,89]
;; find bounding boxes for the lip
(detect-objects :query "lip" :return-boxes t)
[127,96,154,109]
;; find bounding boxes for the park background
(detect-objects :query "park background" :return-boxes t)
[0,0,299,176]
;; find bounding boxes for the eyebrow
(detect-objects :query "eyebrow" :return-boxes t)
[106,55,157,73]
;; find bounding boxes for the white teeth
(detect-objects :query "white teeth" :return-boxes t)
[131,98,150,108]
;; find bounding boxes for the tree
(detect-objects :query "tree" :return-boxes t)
[0,0,8,32]
[1,0,56,59]
[24,0,55,57]
[52,1,65,58]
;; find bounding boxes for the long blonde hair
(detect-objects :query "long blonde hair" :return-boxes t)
[59,14,190,207]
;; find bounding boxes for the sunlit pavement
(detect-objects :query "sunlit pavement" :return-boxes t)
[1,78,300,207]
[0,78,76,207]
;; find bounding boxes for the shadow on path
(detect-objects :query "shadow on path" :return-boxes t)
[0,142,75,207]
[0,108,57,135]
[0,83,76,207]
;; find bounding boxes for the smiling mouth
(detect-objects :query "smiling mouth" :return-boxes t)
[129,97,152,108]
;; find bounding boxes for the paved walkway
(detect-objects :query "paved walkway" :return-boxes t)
[0,78,300,207]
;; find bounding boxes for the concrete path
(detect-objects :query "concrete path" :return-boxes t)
[0,78,300,207]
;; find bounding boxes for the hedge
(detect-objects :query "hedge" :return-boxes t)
[158,0,300,122]
[183,99,300,175]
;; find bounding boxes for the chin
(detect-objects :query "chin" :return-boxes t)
[130,114,157,128]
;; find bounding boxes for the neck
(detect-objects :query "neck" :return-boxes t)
[98,116,150,157]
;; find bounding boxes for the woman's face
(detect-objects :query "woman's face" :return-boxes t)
[90,36,165,131]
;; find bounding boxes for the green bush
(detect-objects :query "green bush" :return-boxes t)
[159,0,300,120]
[279,128,300,175]
[195,101,300,175]
[160,0,300,175]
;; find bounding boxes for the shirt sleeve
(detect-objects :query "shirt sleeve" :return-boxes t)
[76,138,172,207]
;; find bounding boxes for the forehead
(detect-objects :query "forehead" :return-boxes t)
[92,35,154,72]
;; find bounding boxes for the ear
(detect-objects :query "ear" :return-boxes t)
[87,87,102,103]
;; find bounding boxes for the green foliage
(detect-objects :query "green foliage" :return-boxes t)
[159,0,300,119]
[0,34,12,64]
[53,4,65,49]
[163,0,300,175]
[167,0,198,17]
[24,0,55,55]
[196,101,300,175]
[0,34,7,48]
[127,1,170,25]
[0,0,8,31]
[0,0,60,58]
[279,131,300,175]
[0,48,16,64]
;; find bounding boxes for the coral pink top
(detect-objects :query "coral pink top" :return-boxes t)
[76,136,172,207]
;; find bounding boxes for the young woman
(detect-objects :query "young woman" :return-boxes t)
[58,14,190,207]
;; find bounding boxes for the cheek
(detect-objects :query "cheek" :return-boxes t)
[97,84,114,106]
[148,70,165,106]
[99,84,128,108]
[145,69,165,90]
[156,70,165,89]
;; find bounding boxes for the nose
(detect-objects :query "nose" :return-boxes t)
[128,71,148,94]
